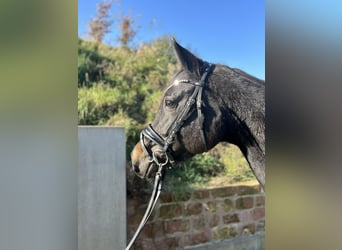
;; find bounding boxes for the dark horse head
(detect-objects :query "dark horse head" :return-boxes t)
[131,39,265,189]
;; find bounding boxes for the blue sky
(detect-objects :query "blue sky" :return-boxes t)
[78,0,265,79]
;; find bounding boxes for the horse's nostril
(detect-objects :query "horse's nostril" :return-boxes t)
[133,164,140,173]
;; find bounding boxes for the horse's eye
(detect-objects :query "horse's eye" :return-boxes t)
[165,99,177,109]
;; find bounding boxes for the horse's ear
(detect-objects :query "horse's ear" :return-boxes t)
[172,38,204,75]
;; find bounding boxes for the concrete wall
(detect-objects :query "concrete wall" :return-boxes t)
[78,126,126,250]
[184,232,265,250]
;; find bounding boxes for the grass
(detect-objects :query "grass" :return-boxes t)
[163,143,256,193]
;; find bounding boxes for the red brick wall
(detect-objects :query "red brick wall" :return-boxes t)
[127,184,265,249]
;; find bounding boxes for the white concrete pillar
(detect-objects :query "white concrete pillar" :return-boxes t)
[78,126,126,250]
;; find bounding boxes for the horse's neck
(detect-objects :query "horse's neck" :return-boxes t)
[212,66,265,188]
[243,141,265,190]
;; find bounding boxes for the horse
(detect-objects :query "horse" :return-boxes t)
[131,38,265,190]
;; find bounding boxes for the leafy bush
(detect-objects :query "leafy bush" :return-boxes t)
[107,110,142,161]
[78,39,116,87]
[164,153,225,191]
[78,36,177,120]
[211,143,254,183]
[78,84,123,125]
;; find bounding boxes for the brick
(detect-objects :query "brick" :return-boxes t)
[127,226,138,241]
[165,219,190,234]
[185,231,211,246]
[128,205,148,226]
[206,201,217,212]
[209,214,220,227]
[153,236,181,249]
[256,219,265,231]
[223,199,233,212]
[252,207,265,221]
[192,216,205,230]
[238,210,252,223]
[223,213,240,224]
[141,221,164,238]
[159,192,173,203]
[211,186,236,198]
[149,206,157,221]
[241,223,256,235]
[255,195,265,206]
[160,191,191,203]
[193,189,210,199]
[130,239,143,250]
[235,197,254,209]
[159,204,182,219]
[185,202,202,216]
[212,226,238,240]
[172,191,192,202]
[134,238,154,250]
[236,185,260,195]
[126,199,139,218]
[159,191,192,203]
[140,223,154,238]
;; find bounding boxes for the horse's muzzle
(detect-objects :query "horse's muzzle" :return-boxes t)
[131,142,155,178]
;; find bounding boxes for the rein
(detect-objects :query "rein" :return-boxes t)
[125,163,166,250]
[126,62,213,249]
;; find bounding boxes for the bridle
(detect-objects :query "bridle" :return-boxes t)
[126,62,213,250]
[140,62,214,168]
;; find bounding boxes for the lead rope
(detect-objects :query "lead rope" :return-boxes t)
[125,164,165,250]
